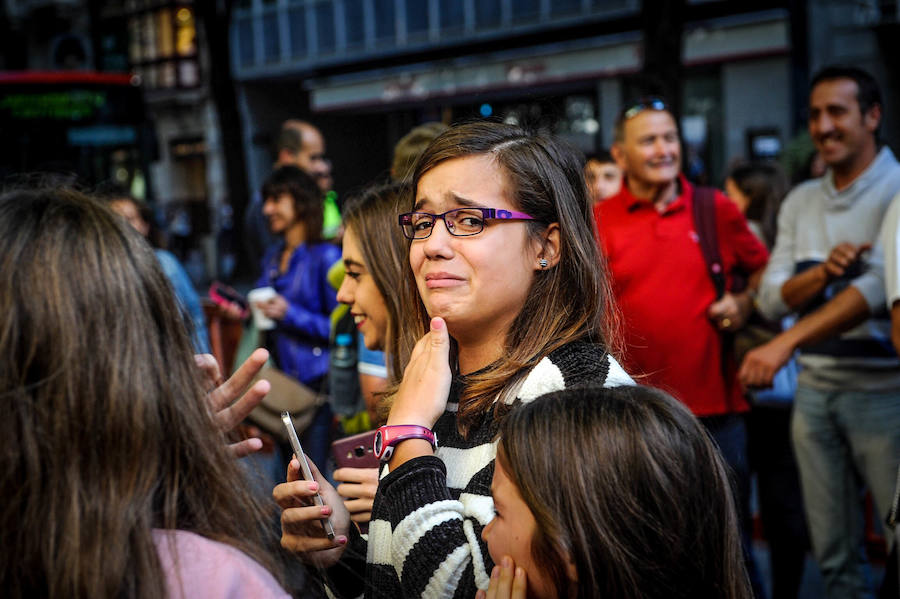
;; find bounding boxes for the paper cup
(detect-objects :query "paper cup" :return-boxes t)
[248,286,278,330]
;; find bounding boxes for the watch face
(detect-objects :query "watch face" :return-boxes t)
[374,429,384,457]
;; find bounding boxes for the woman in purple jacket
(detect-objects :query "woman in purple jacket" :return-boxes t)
[255,165,341,468]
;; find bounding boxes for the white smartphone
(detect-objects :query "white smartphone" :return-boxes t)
[281,411,335,540]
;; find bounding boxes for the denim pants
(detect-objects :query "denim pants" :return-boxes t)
[792,385,900,599]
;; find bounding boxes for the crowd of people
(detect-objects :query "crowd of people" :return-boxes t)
[3,63,900,599]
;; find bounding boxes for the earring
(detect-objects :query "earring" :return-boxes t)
[539,258,548,269]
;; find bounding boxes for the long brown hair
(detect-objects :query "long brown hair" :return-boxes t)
[395,121,620,434]
[341,181,412,380]
[498,385,752,599]
[0,188,280,598]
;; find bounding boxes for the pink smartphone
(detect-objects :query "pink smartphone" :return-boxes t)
[331,430,378,470]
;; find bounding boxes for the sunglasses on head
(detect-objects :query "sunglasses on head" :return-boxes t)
[623,98,668,120]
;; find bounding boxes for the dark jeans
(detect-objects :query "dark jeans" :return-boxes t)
[749,405,810,599]
[701,412,767,599]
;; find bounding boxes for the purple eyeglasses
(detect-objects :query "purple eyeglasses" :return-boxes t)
[398,207,536,239]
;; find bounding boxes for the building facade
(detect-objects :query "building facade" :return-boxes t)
[228,0,900,201]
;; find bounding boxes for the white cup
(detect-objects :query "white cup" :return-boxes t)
[248,286,278,331]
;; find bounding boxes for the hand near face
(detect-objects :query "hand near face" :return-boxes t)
[387,317,452,429]
[823,242,871,279]
[256,295,289,320]
[738,335,795,389]
[274,456,351,567]
[475,557,528,599]
[333,467,379,523]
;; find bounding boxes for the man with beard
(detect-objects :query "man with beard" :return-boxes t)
[594,98,769,595]
[740,66,900,598]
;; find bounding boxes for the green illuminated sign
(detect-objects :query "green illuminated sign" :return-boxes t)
[0,90,107,120]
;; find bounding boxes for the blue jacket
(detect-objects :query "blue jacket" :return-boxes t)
[155,248,210,354]
[256,241,341,385]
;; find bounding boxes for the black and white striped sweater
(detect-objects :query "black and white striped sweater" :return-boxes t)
[325,341,632,599]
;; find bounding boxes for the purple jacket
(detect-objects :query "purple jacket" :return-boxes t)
[256,241,340,385]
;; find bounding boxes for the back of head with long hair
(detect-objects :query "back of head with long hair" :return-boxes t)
[341,181,412,380]
[498,385,751,599]
[0,188,279,598]
[396,120,621,434]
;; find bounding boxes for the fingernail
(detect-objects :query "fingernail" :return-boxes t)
[491,565,500,579]
[336,536,348,545]
[502,556,512,569]
[515,567,525,579]
[431,317,443,330]
[309,482,319,491]
[320,506,331,516]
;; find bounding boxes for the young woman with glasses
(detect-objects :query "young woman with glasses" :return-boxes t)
[274,121,632,598]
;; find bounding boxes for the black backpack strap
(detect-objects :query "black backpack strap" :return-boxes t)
[691,186,726,299]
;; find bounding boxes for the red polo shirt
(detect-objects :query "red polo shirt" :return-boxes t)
[595,175,768,416]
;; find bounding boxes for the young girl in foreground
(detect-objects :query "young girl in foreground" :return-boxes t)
[480,385,753,599]
[275,121,633,597]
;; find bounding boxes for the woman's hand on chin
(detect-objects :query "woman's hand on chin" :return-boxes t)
[388,317,452,430]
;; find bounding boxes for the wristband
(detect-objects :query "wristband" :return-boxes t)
[373,425,437,461]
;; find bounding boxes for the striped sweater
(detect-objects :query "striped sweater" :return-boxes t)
[324,341,632,598]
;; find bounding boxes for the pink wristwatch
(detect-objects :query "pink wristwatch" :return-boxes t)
[373,425,438,461]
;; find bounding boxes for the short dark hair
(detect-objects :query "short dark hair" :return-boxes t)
[261,165,324,243]
[585,148,614,165]
[810,65,882,117]
[276,124,303,154]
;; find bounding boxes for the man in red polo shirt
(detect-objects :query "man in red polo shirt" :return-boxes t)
[595,98,768,592]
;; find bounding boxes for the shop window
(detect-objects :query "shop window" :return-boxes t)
[174,7,196,57]
[439,0,464,36]
[511,0,540,23]
[373,0,396,44]
[550,0,580,17]
[127,4,201,90]
[405,0,429,41]
[475,0,502,30]
[345,0,366,49]
[263,12,280,61]
[315,1,336,54]
[236,17,254,65]
[289,7,308,58]
[682,70,724,186]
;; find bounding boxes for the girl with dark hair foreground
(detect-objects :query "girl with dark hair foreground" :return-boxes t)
[481,385,753,599]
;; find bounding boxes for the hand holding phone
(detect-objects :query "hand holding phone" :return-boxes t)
[281,411,335,540]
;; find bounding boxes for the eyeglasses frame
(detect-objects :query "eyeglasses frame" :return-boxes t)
[398,207,537,240]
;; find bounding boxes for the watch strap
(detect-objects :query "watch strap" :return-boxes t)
[374,425,437,461]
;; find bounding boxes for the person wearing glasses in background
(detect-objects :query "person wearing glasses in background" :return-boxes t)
[594,97,769,596]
